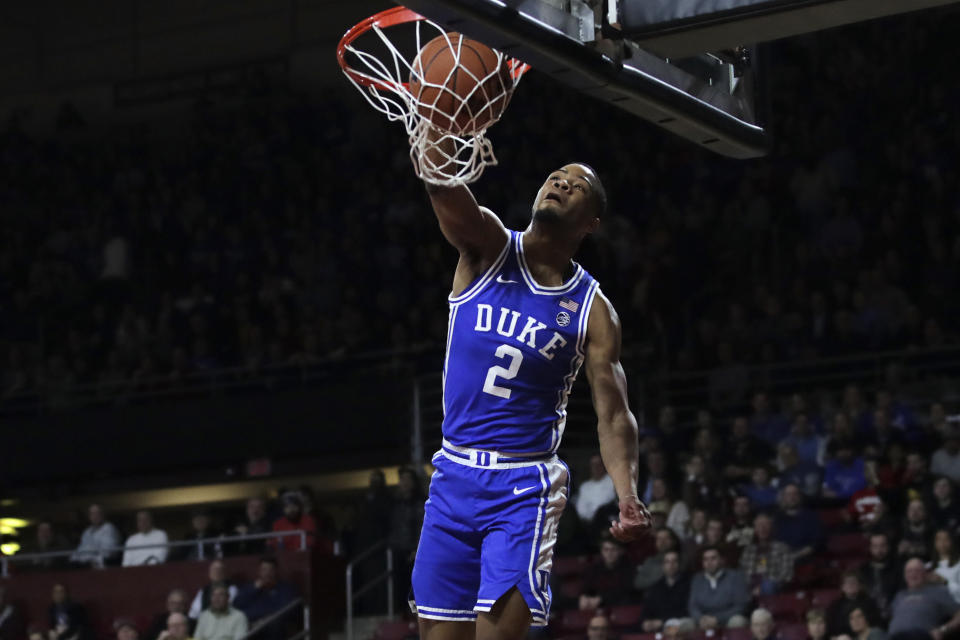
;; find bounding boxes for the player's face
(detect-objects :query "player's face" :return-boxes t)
[532,164,600,233]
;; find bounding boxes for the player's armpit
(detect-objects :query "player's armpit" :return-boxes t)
[425,183,508,263]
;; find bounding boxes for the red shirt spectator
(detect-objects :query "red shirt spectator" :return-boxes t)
[269,492,316,550]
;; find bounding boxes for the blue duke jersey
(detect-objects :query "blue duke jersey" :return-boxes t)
[442,229,600,454]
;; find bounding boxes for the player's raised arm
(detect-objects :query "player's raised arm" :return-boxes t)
[418,126,507,263]
[584,290,650,542]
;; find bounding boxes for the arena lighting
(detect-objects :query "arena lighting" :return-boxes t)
[0,517,29,529]
[0,526,15,535]
[0,543,21,555]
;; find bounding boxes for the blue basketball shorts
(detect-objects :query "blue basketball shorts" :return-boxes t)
[409,440,570,626]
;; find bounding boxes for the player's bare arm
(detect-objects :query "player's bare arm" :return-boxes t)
[584,290,650,542]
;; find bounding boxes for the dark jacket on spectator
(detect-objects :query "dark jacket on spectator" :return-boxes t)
[48,601,90,640]
[773,508,823,554]
[859,558,902,618]
[640,573,692,626]
[233,581,297,640]
[827,593,881,636]
[581,555,636,606]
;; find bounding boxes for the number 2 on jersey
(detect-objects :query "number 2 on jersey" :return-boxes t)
[482,344,524,399]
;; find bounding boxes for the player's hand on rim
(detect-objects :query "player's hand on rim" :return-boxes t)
[609,495,652,542]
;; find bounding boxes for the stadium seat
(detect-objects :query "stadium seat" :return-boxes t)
[557,608,598,634]
[826,533,868,557]
[818,508,848,529]
[554,555,592,578]
[609,604,645,629]
[759,592,810,622]
[375,619,419,640]
[811,588,842,608]
[778,623,808,640]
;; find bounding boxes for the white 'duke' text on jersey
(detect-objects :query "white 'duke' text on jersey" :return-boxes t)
[474,304,568,360]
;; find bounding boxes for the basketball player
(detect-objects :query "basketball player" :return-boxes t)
[409,133,650,640]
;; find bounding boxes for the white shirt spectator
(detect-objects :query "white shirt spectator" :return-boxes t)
[71,504,121,565]
[190,585,238,620]
[936,558,960,603]
[122,528,170,566]
[932,440,960,483]
[574,455,617,522]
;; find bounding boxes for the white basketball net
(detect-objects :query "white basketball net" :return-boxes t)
[339,11,528,186]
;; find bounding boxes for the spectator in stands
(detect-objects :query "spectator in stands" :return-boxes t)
[847,460,884,529]
[900,452,933,506]
[122,510,169,566]
[724,416,774,484]
[389,467,424,613]
[231,497,271,555]
[739,512,794,595]
[750,392,790,446]
[233,557,297,640]
[648,478,691,537]
[640,450,670,506]
[776,442,823,499]
[70,503,121,566]
[635,527,681,590]
[741,466,778,510]
[640,550,693,633]
[691,516,739,568]
[179,510,221,562]
[688,546,750,630]
[47,583,90,640]
[823,443,867,500]
[0,585,24,640]
[579,535,636,609]
[827,571,882,637]
[897,498,933,559]
[933,431,960,484]
[195,584,248,640]
[930,478,960,531]
[21,521,69,570]
[888,558,960,638]
[574,454,617,524]
[859,532,902,619]
[146,590,193,640]
[807,609,828,640]
[841,606,887,640]
[783,414,823,466]
[727,495,755,549]
[682,452,724,513]
[773,483,822,561]
[932,529,960,603]
[189,559,238,620]
[269,491,316,551]
[114,619,139,640]
[750,608,776,640]
[157,613,192,640]
[586,613,611,640]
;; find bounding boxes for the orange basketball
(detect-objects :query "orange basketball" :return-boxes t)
[408,33,514,136]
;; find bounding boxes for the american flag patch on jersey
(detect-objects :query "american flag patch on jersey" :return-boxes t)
[559,297,579,312]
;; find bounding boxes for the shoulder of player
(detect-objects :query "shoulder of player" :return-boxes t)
[585,289,621,347]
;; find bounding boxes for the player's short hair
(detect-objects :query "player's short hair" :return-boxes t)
[578,163,607,218]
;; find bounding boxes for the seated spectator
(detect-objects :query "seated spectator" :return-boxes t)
[587,613,611,640]
[688,546,750,631]
[690,516,739,568]
[807,609,828,640]
[47,584,90,640]
[180,510,221,562]
[639,449,671,506]
[681,508,708,546]
[899,452,933,507]
[859,532,902,619]
[189,560,238,620]
[727,495,755,548]
[783,413,823,466]
[931,430,960,484]
[146,590,193,640]
[21,521,69,571]
[270,492,316,551]
[773,483,822,561]
[823,444,867,500]
[826,571,882,637]
[777,442,823,498]
[930,478,960,531]
[841,606,887,640]
[749,392,790,447]
[897,498,933,559]
[194,584,248,640]
[750,608,776,640]
[579,535,636,609]
[574,455,617,524]
[847,460,885,530]
[682,449,725,512]
[113,619,139,640]
[647,478,691,537]
[888,558,960,637]
[157,614,192,640]
[70,503,121,567]
[0,585,24,640]
[122,510,169,566]
[233,557,297,640]
[741,466,777,510]
[739,512,794,595]
[724,416,774,484]
[640,550,693,633]
[634,527,680,590]
[932,529,960,603]
[230,497,272,556]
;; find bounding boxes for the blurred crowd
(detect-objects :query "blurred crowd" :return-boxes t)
[1,10,959,407]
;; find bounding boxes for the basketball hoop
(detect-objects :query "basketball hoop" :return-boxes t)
[337,6,529,186]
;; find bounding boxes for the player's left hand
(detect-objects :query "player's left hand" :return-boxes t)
[609,495,651,542]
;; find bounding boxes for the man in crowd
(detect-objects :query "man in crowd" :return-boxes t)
[827,571,882,637]
[114,619,140,640]
[22,521,69,571]
[773,483,822,562]
[574,455,618,524]
[157,613,192,640]
[146,590,193,640]
[188,559,238,620]
[586,613,611,640]
[635,528,680,590]
[739,512,794,595]
[932,429,960,483]
[688,546,750,631]
[180,510,221,561]
[859,532,902,618]
[579,535,635,609]
[888,558,960,638]
[122,510,169,566]
[233,557,297,640]
[270,492,316,551]
[195,584,248,640]
[231,497,271,555]
[749,608,776,640]
[640,550,693,633]
[70,504,121,567]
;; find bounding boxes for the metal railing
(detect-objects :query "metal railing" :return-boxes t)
[345,540,395,640]
[238,596,306,640]
[1,529,308,577]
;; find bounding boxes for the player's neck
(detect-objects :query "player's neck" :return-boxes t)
[522,226,576,277]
